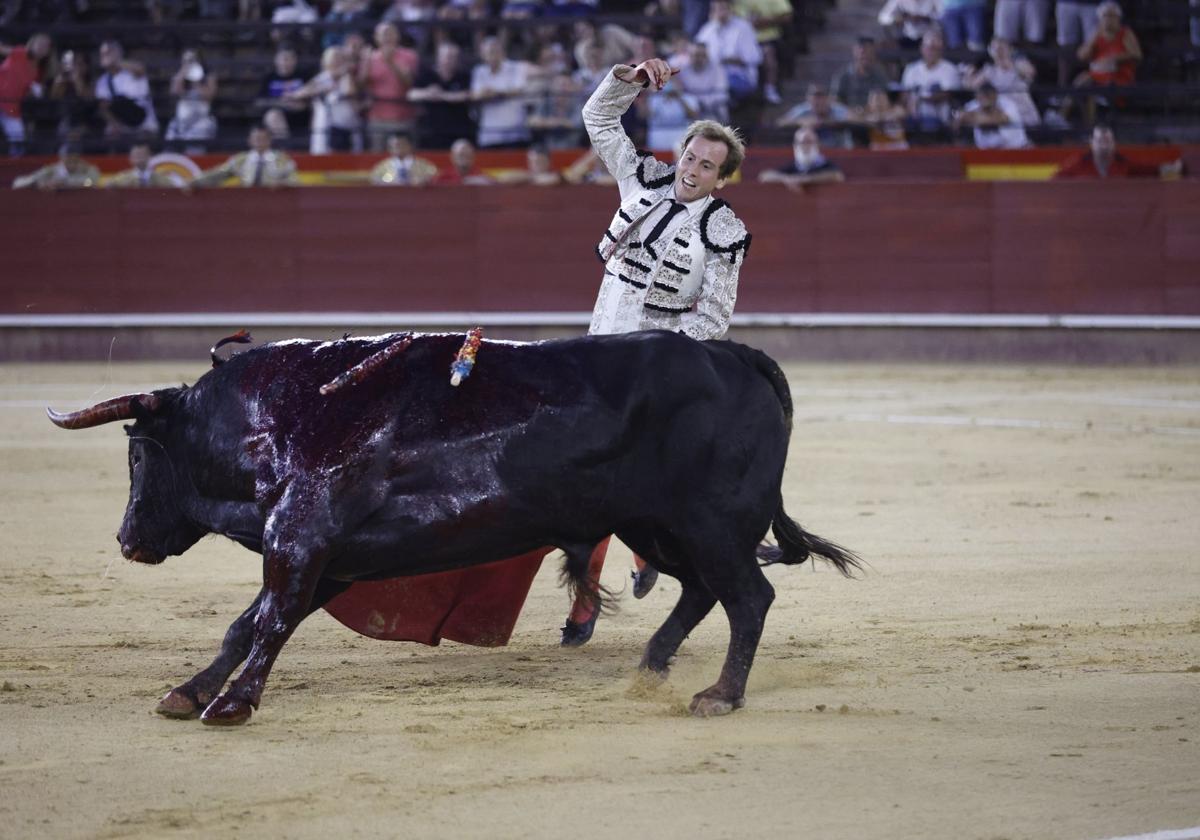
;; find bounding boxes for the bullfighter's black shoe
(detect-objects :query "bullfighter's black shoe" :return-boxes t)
[632,566,658,599]
[560,609,598,647]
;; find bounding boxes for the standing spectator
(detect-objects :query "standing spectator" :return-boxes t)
[381,0,438,51]
[941,0,988,51]
[528,73,586,149]
[0,33,54,156]
[964,37,1040,125]
[953,81,1029,148]
[191,125,298,187]
[256,46,308,136]
[94,40,158,145]
[696,0,762,102]
[408,42,474,150]
[369,130,438,185]
[758,126,844,186]
[993,0,1049,45]
[733,0,791,103]
[470,36,531,149]
[1074,2,1140,87]
[573,41,610,95]
[358,22,419,152]
[1055,0,1102,85]
[1054,124,1181,179]
[285,45,362,153]
[106,141,174,187]
[877,0,943,48]
[776,82,854,148]
[435,137,495,184]
[164,49,217,153]
[12,142,98,189]
[675,41,729,121]
[830,35,891,110]
[49,48,95,142]
[900,30,961,139]
[645,79,699,150]
[572,19,639,69]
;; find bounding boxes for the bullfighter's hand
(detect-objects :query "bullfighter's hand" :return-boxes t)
[616,58,680,91]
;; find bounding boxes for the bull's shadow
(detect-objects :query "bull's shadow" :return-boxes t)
[48,330,859,725]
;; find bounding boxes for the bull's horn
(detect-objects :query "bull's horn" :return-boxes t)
[46,393,163,429]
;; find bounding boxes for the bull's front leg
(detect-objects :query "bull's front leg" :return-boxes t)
[157,577,351,720]
[199,530,333,729]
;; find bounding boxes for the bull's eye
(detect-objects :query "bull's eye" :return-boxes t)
[131,454,141,467]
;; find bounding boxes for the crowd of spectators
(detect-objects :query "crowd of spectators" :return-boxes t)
[0,0,1195,167]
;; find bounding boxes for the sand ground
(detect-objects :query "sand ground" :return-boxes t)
[1,361,1197,840]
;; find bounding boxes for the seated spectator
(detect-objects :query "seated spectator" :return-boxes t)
[953,81,1028,148]
[1074,2,1140,88]
[734,0,792,104]
[831,36,891,111]
[941,0,987,51]
[776,83,854,148]
[561,147,616,184]
[1054,124,1181,179]
[573,41,610,95]
[500,145,564,185]
[642,0,685,44]
[852,87,909,149]
[285,45,362,154]
[528,73,585,149]
[1055,0,1103,85]
[877,0,943,48]
[381,0,438,51]
[164,49,218,153]
[13,142,99,189]
[758,127,845,186]
[49,48,96,142]
[0,33,54,156]
[191,126,298,188]
[360,22,420,153]
[993,0,1050,45]
[675,41,730,122]
[470,37,531,149]
[696,0,762,102]
[106,141,175,187]
[321,0,371,50]
[408,42,475,150]
[645,82,700,150]
[256,46,309,136]
[262,106,295,147]
[435,137,495,184]
[94,40,158,145]
[900,31,961,139]
[964,37,1040,125]
[369,131,438,185]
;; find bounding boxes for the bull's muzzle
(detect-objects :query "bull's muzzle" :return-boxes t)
[120,542,165,565]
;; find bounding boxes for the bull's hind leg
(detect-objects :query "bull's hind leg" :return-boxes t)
[639,578,717,677]
[688,554,776,717]
[157,578,350,720]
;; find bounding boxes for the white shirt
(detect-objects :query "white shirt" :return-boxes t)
[964,96,1029,149]
[95,69,159,131]
[901,58,961,122]
[695,16,762,86]
[471,60,530,147]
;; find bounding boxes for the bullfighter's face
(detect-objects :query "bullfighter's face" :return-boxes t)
[675,135,728,203]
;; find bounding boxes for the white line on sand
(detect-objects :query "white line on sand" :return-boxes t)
[1096,826,1200,840]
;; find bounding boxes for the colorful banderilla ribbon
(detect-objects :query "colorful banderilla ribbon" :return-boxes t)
[449,327,483,387]
[319,334,413,396]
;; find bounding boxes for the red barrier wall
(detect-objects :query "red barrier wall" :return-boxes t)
[2,181,1198,317]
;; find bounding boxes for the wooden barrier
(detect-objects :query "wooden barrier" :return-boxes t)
[2,181,1197,318]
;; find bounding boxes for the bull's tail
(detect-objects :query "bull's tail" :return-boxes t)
[756,507,862,577]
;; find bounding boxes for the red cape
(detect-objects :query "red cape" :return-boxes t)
[322,549,551,647]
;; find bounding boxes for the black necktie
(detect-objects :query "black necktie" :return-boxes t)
[643,199,685,247]
[252,155,265,186]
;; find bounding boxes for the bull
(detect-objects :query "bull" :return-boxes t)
[48,330,859,725]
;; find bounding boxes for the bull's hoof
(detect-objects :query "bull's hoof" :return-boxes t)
[689,690,746,718]
[200,695,253,726]
[155,688,202,720]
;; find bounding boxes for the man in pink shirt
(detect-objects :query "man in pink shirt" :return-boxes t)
[358,21,419,152]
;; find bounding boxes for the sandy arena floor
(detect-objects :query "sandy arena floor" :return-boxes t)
[1,360,1197,840]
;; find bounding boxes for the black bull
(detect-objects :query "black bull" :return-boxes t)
[48,330,859,725]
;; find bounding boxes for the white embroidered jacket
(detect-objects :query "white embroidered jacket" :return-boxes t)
[582,69,751,340]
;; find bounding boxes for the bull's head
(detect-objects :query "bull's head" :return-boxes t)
[48,391,206,564]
